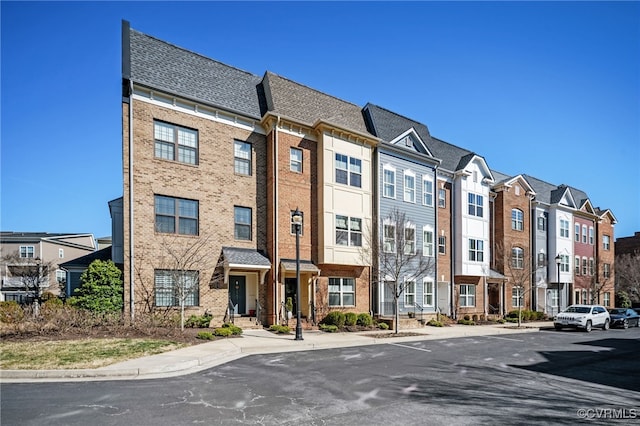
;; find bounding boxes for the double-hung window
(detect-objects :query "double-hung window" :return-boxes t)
[154,121,198,165]
[589,227,594,245]
[383,223,396,253]
[575,256,581,275]
[511,247,524,269]
[575,224,581,242]
[438,236,446,254]
[468,193,484,217]
[383,166,395,198]
[404,172,415,203]
[559,255,570,273]
[329,277,355,307]
[582,225,587,244]
[603,263,610,278]
[582,257,588,275]
[423,178,433,206]
[460,284,475,307]
[155,195,199,235]
[290,148,302,173]
[423,226,434,257]
[19,246,34,258]
[404,225,415,255]
[438,189,446,208]
[336,215,362,247]
[537,215,546,231]
[404,280,415,306]
[154,270,199,307]
[423,278,434,307]
[589,258,594,276]
[512,287,523,307]
[512,209,524,231]
[560,219,570,238]
[234,206,252,240]
[603,235,610,250]
[469,239,484,262]
[603,292,611,307]
[335,154,361,187]
[234,140,252,175]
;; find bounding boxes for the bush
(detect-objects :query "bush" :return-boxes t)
[213,327,233,337]
[463,315,471,321]
[322,311,346,328]
[344,312,357,326]
[427,319,443,327]
[457,318,475,325]
[269,324,290,334]
[0,301,24,323]
[185,314,212,328]
[319,324,339,333]
[378,322,389,330]
[222,323,243,335]
[196,331,215,340]
[497,318,506,324]
[356,313,373,327]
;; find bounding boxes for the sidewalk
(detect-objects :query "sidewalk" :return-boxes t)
[0,321,554,383]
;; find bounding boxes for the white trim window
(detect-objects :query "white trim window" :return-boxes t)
[582,257,588,275]
[383,165,395,198]
[438,188,446,208]
[154,270,199,307]
[468,193,484,217]
[404,171,415,203]
[423,226,434,257]
[589,258,594,276]
[589,227,594,245]
[336,215,362,247]
[404,225,416,255]
[511,247,524,269]
[154,120,198,165]
[603,263,611,278]
[234,206,252,241]
[423,278,434,307]
[155,195,199,235]
[56,270,66,284]
[423,177,433,206]
[560,219,570,238]
[575,256,581,275]
[404,279,416,306]
[575,224,581,242]
[512,287,524,308]
[537,215,546,231]
[511,209,524,231]
[468,239,484,262]
[582,225,587,244]
[234,140,252,176]
[19,246,35,258]
[383,222,396,253]
[603,235,610,250]
[438,235,446,254]
[290,147,302,173]
[604,292,611,307]
[460,284,476,307]
[335,153,361,188]
[329,277,355,307]
[560,255,569,273]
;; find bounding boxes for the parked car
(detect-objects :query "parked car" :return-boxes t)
[608,308,640,329]
[554,304,610,332]
[633,308,640,316]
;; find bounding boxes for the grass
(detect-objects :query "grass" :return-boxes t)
[0,338,187,370]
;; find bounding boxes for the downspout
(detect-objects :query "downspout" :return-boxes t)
[450,179,455,319]
[433,164,439,315]
[128,79,135,321]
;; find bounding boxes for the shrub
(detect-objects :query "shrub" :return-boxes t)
[269,324,290,334]
[378,322,389,330]
[504,317,518,323]
[0,301,24,323]
[319,324,339,333]
[196,331,215,340]
[497,318,506,324]
[185,314,212,328]
[213,327,233,337]
[67,259,123,313]
[322,311,346,328]
[356,313,373,327]
[222,323,243,335]
[457,318,475,325]
[463,315,471,321]
[427,319,443,327]
[345,312,357,326]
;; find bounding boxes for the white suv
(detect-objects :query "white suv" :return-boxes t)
[554,304,610,332]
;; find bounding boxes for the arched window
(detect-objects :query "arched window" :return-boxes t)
[511,247,524,269]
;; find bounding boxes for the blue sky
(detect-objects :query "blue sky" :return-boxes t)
[2,1,638,241]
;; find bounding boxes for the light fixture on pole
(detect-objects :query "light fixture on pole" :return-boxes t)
[555,254,562,316]
[292,208,303,341]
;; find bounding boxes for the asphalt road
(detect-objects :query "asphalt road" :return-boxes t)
[2,328,639,425]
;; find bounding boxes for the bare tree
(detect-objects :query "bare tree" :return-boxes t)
[1,253,53,315]
[362,208,435,334]
[616,252,640,304]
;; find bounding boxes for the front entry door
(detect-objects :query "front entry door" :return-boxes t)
[229,275,246,314]
[285,278,297,314]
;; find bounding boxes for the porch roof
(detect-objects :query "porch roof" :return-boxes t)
[280,259,320,274]
[487,269,507,281]
[222,247,271,269]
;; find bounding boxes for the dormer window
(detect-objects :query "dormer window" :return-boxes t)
[404,136,412,147]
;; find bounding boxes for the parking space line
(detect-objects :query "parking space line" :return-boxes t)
[387,343,432,352]
[485,335,524,342]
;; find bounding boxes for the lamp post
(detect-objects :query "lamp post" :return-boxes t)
[555,254,561,316]
[292,208,303,341]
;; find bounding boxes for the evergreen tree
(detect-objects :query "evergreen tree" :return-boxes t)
[69,260,123,313]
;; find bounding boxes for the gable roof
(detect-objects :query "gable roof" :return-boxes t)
[222,247,271,268]
[59,247,113,269]
[124,22,264,119]
[262,72,371,135]
[490,170,536,195]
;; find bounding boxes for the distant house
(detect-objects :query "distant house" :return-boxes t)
[59,246,113,297]
[0,232,96,302]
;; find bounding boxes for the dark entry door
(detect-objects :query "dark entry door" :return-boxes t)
[488,284,500,314]
[285,278,297,313]
[229,275,246,314]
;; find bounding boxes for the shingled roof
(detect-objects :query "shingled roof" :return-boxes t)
[124,23,263,119]
[262,72,371,135]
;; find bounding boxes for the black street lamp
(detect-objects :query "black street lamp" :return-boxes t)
[292,208,303,341]
[555,254,562,316]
